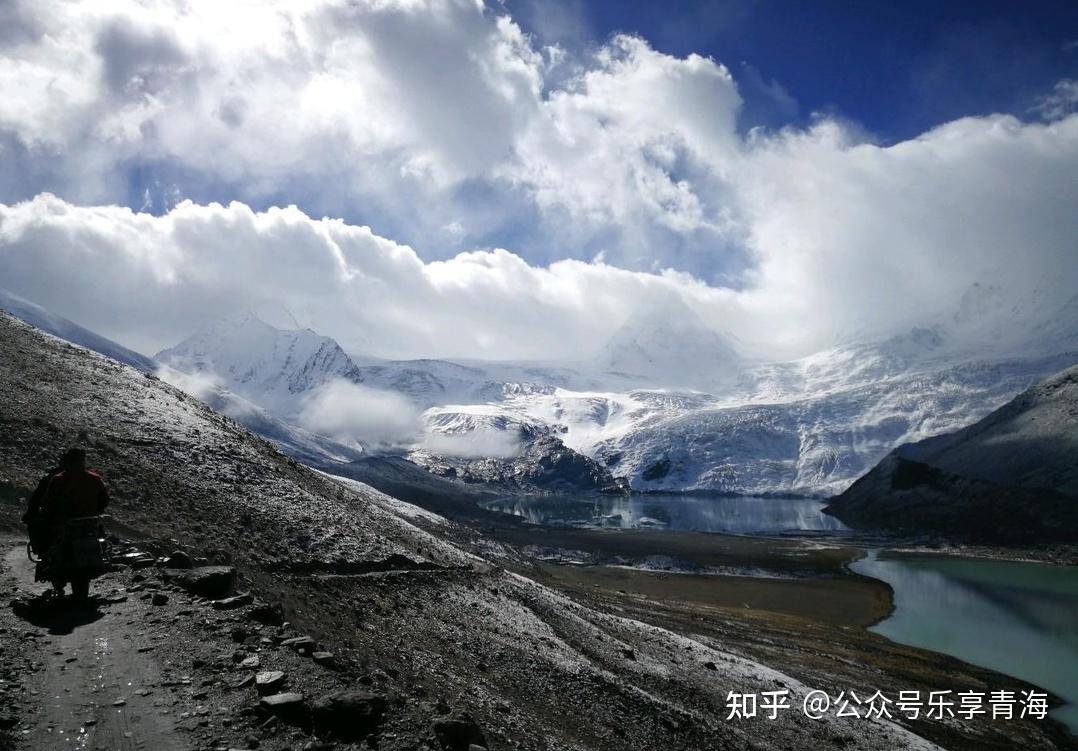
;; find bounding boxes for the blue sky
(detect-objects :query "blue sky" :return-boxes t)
[510,0,1078,139]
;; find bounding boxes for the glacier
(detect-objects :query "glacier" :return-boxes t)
[148,294,1078,497]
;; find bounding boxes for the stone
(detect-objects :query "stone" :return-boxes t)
[212,593,254,611]
[162,567,235,599]
[240,655,261,669]
[151,592,169,606]
[280,636,316,652]
[255,671,286,694]
[310,691,386,741]
[310,652,335,668]
[164,551,193,569]
[258,693,307,725]
[246,602,285,626]
[432,712,487,751]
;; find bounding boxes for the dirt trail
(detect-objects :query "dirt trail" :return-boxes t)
[2,544,185,751]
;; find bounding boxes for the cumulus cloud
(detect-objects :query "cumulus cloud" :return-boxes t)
[0,0,1076,361]
[298,380,421,449]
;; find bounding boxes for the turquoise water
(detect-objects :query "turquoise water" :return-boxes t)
[480,493,849,534]
[851,551,1078,735]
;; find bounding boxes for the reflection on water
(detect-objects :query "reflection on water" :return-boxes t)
[852,551,1078,735]
[480,494,849,534]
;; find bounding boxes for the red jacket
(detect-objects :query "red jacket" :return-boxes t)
[44,470,110,519]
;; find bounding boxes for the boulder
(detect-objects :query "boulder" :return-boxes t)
[255,671,287,694]
[246,602,285,626]
[433,712,487,751]
[310,691,386,741]
[280,636,316,653]
[161,566,235,599]
[258,692,307,725]
[163,550,193,569]
[311,652,336,669]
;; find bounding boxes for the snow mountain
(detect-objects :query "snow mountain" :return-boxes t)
[155,312,363,417]
[594,297,742,389]
[16,292,1076,500]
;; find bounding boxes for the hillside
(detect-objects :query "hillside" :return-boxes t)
[0,287,156,372]
[826,365,1078,542]
[0,310,949,750]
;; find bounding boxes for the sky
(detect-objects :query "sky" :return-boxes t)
[0,0,1076,361]
[509,0,1078,139]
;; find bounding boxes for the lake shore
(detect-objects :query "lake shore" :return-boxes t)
[461,517,1077,750]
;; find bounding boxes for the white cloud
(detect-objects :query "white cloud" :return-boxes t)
[1031,79,1078,121]
[0,194,726,358]
[0,1,1076,361]
[298,379,421,448]
[422,430,522,459]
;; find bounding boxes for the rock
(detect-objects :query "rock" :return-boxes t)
[240,655,261,669]
[255,671,286,694]
[246,602,285,626]
[119,551,157,569]
[310,691,385,741]
[703,661,717,671]
[164,550,193,569]
[432,712,487,751]
[310,652,335,669]
[258,693,307,725]
[0,714,17,730]
[151,592,169,606]
[213,592,254,611]
[162,566,235,599]
[280,636,316,653]
[233,674,255,690]
[620,648,636,661]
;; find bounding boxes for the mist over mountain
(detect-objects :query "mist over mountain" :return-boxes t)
[594,296,743,389]
[156,313,363,416]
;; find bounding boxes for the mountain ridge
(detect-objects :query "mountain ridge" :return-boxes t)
[825,364,1078,541]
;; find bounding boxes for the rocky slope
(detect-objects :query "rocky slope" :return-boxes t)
[0,286,156,372]
[826,365,1078,542]
[411,435,630,495]
[0,310,948,750]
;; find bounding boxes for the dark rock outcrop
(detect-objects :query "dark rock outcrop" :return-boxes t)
[432,711,487,751]
[161,566,236,599]
[310,691,385,741]
[415,435,630,495]
[826,365,1078,542]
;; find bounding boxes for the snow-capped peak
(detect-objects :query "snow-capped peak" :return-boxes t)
[595,297,742,389]
[155,312,361,415]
